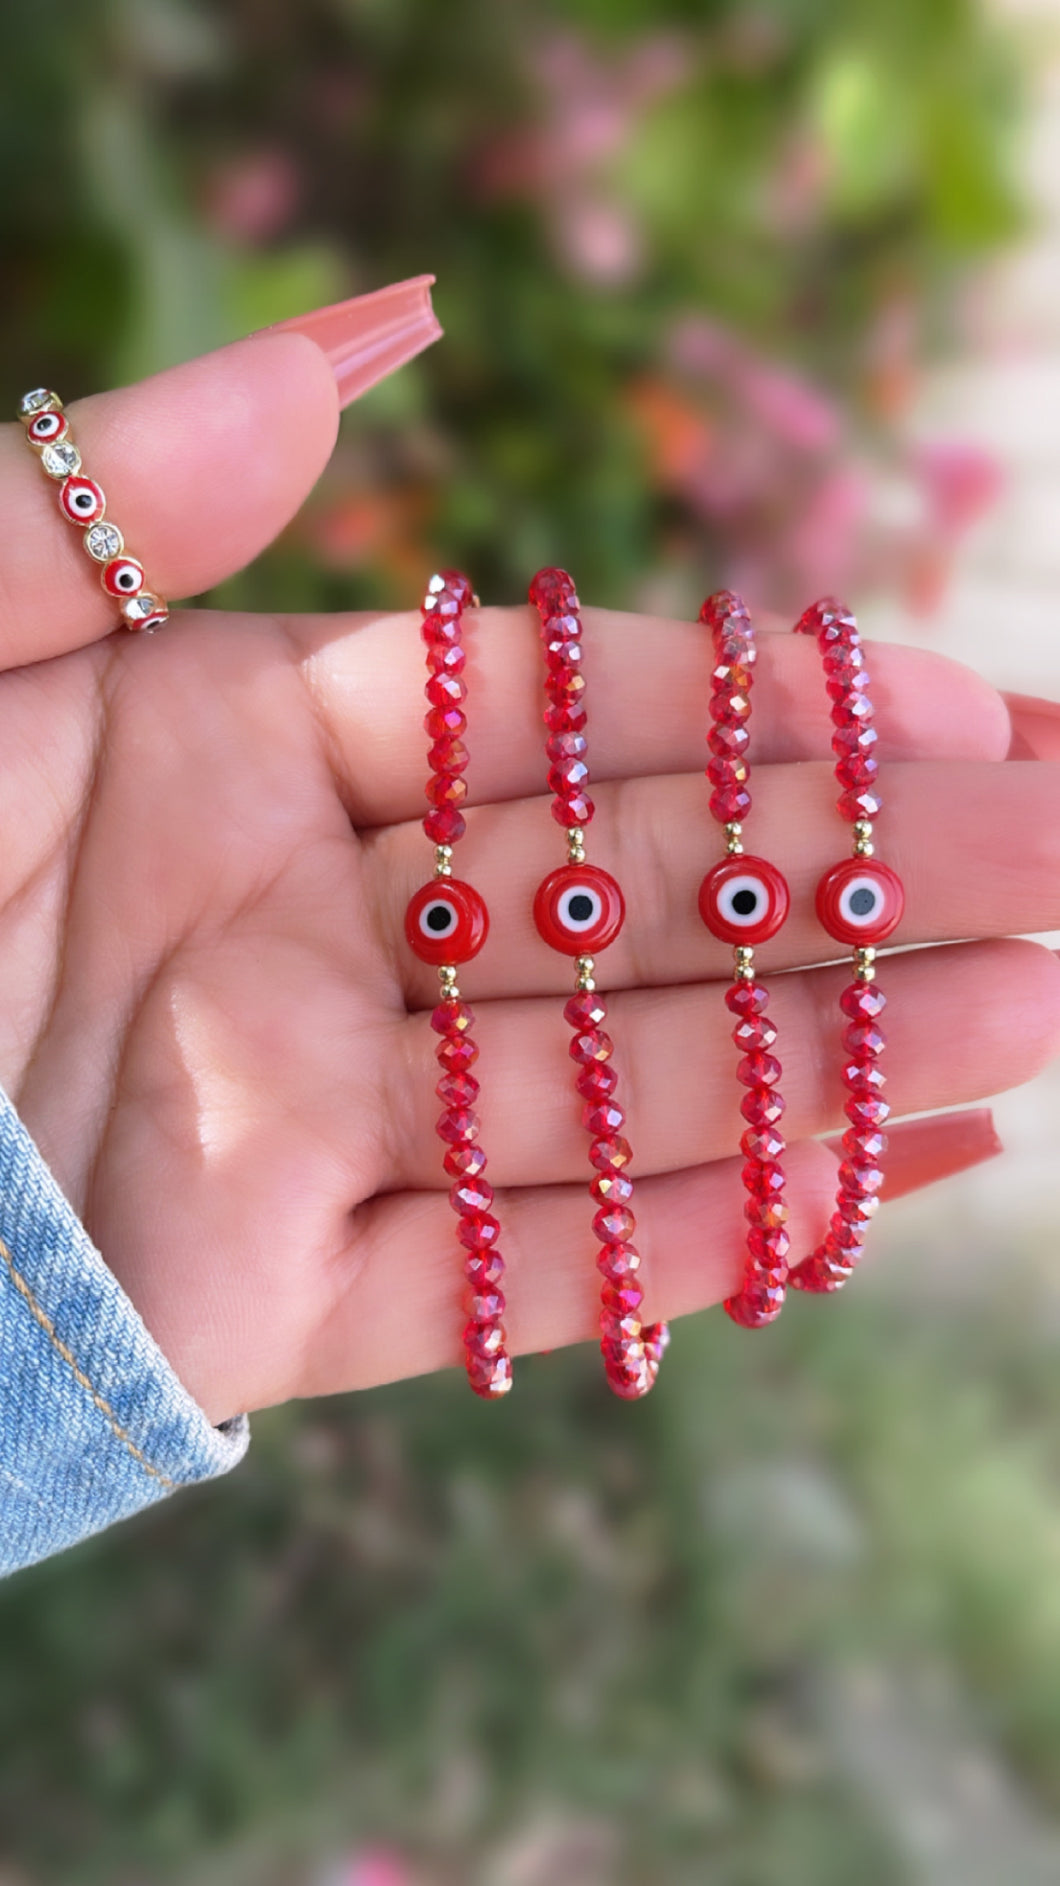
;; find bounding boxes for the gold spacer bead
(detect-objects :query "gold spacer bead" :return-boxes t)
[438,963,461,998]
[471,592,482,609]
[434,844,454,877]
[733,944,756,982]
[567,825,587,864]
[575,953,596,992]
[853,946,876,984]
[852,818,875,859]
[724,821,744,857]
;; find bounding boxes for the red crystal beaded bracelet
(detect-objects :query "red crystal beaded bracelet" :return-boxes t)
[696,591,793,1328]
[19,389,169,632]
[789,597,905,1294]
[403,571,513,1400]
[528,566,669,1399]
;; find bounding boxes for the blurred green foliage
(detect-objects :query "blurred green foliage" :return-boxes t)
[0,2,1049,1882]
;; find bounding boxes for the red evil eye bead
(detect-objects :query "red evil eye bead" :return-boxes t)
[815,858,904,946]
[405,878,490,965]
[59,475,106,525]
[533,864,625,955]
[698,856,790,945]
[26,410,68,445]
[101,556,145,599]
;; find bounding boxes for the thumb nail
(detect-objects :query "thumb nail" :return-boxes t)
[1003,691,1060,761]
[825,1107,1002,1200]
[263,276,442,410]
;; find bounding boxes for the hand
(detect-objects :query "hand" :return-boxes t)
[3,336,1059,1424]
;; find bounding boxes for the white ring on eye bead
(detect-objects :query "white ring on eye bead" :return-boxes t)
[715,873,767,928]
[557,884,604,933]
[837,875,883,928]
[418,897,459,938]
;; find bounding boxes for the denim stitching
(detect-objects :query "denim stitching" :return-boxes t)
[0,1235,176,1489]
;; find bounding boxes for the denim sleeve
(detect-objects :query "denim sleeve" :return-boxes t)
[0,1088,249,1575]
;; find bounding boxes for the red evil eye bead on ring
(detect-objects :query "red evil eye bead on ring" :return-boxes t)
[18,388,170,633]
[789,597,904,1297]
[815,858,904,946]
[405,879,490,965]
[698,856,789,945]
[533,864,625,954]
[697,590,791,1331]
[411,571,512,1402]
[529,566,670,1399]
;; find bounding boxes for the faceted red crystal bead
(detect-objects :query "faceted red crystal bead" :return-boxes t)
[839,983,887,1022]
[726,980,769,1017]
[465,1279,506,1319]
[551,790,594,827]
[707,754,749,789]
[424,805,467,846]
[426,641,466,678]
[568,1028,614,1065]
[592,1204,636,1244]
[425,773,468,809]
[583,1100,625,1138]
[835,754,878,792]
[838,1159,884,1198]
[436,1070,480,1108]
[590,1135,633,1174]
[596,1241,641,1280]
[436,1107,480,1145]
[842,1127,888,1161]
[708,723,750,759]
[427,736,469,776]
[736,1052,782,1088]
[548,759,591,802]
[464,1250,505,1289]
[463,1315,506,1356]
[742,1159,785,1200]
[564,990,608,1030]
[436,1032,479,1074]
[741,1125,786,1163]
[443,1142,487,1180]
[591,1168,634,1207]
[601,1281,645,1318]
[843,1021,886,1058]
[451,1177,494,1216]
[844,1092,891,1130]
[842,1057,886,1093]
[747,1224,791,1266]
[832,722,876,759]
[576,1062,618,1103]
[732,1015,778,1053]
[740,1087,785,1128]
[465,1352,513,1399]
[424,704,467,742]
[544,699,588,735]
[744,1194,789,1229]
[422,612,462,648]
[425,672,466,710]
[709,688,751,724]
[839,787,883,821]
[725,1284,785,1328]
[709,783,752,824]
[457,1211,502,1251]
[547,730,588,765]
[431,998,476,1037]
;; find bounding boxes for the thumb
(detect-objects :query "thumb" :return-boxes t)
[2,276,440,669]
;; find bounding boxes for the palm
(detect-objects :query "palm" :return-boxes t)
[3,334,1058,1429]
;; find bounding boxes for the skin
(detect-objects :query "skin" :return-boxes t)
[3,335,1060,1423]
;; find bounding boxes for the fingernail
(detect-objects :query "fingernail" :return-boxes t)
[264,276,442,410]
[1003,691,1060,760]
[825,1107,1002,1200]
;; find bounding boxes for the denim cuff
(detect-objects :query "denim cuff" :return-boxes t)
[0,1087,249,1575]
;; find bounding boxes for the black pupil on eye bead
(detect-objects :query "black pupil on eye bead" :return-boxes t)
[76,494,92,509]
[731,888,759,916]
[426,904,454,932]
[567,893,595,922]
[850,887,877,916]
[119,571,134,588]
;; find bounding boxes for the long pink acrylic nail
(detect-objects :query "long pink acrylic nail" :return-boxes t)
[825,1107,1002,1200]
[264,275,442,410]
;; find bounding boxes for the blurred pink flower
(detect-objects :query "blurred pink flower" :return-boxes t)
[555,196,642,283]
[202,148,300,243]
[915,440,1002,534]
[339,1848,413,1886]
